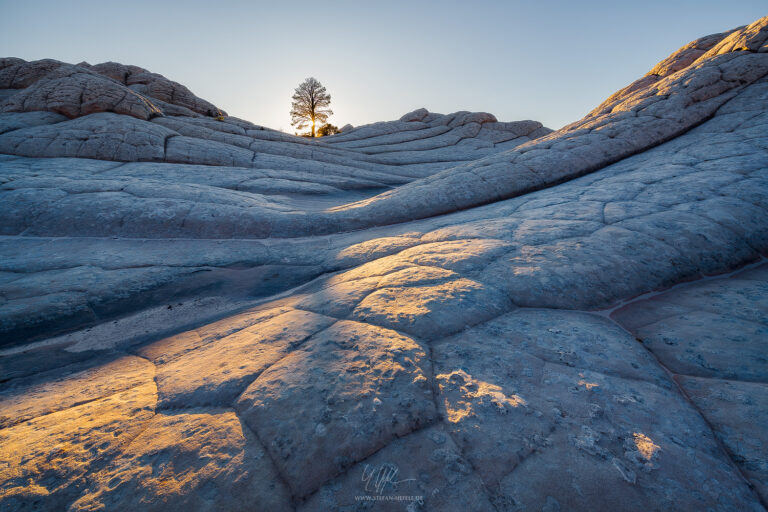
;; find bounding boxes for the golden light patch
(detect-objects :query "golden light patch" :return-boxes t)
[577,380,599,390]
[437,370,526,423]
[633,432,660,460]
[444,399,473,423]
[577,373,599,390]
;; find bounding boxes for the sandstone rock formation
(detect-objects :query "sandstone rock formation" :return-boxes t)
[1,15,767,512]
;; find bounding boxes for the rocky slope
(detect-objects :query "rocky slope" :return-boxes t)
[0,58,551,343]
[1,15,767,511]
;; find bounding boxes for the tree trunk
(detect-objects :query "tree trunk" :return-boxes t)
[311,118,315,137]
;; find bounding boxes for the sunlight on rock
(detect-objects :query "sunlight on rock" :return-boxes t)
[2,14,768,511]
[138,306,293,364]
[512,264,542,276]
[352,278,512,339]
[333,235,422,265]
[233,320,436,498]
[578,372,600,390]
[327,254,414,284]
[437,370,526,423]
[69,410,291,511]
[633,432,660,460]
[0,383,156,509]
[398,238,513,274]
[153,309,336,408]
[0,355,154,429]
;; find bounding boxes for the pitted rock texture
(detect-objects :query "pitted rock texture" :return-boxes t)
[0,58,223,118]
[2,16,768,512]
[0,64,163,120]
[69,409,292,512]
[612,263,768,504]
[431,310,760,511]
[82,61,224,117]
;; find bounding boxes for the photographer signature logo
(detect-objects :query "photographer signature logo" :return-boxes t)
[361,463,415,495]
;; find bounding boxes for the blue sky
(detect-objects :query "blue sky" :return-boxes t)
[1,1,766,131]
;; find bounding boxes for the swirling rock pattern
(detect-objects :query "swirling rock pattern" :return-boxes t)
[1,16,767,511]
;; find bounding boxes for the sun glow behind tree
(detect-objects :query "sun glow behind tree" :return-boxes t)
[290,77,333,137]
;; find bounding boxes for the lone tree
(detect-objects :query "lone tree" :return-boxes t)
[290,77,333,137]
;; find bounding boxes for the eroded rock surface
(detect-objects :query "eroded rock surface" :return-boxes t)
[69,409,292,512]
[235,320,436,498]
[2,16,768,512]
[432,310,760,511]
[613,263,768,504]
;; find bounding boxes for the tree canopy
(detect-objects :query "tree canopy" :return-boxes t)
[316,123,340,137]
[290,77,333,138]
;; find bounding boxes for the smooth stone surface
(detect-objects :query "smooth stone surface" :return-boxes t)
[432,310,762,511]
[234,320,436,498]
[69,409,292,511]
[2,17,768,511]
[0,383,157,511]
[613,267,768,381]
[153,309,335,408]
[301,425,495,511]
[0,354,154,429]
[677,376,768,504]
[613,263,768,501]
